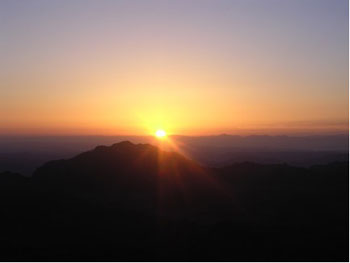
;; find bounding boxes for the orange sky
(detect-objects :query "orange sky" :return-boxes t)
[1,0,348,136]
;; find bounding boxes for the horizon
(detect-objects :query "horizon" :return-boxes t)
[0,1,348,261]
[0,131,349,136]
[0,132,349,138]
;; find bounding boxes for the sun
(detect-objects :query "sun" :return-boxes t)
[155,129,167,139]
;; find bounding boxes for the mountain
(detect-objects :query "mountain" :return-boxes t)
[172,134,349,151]
[0,134,348,175]
[0,141,348,261]
[32,141,229,219]
[171,134,349,167]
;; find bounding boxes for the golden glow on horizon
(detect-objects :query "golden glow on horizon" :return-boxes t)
[0,1,347,137]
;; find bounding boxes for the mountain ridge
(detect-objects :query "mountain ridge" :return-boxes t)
[0,141,348,261]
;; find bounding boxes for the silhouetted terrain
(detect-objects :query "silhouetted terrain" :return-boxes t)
[0,134,348,175]
[0,141,348,261]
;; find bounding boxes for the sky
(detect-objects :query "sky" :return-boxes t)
[1,0,348,136]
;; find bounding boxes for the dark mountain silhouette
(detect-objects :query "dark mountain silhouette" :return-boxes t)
[0,134,348,175]
[0,141,348,261]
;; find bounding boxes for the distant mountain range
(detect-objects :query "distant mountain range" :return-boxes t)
[0,141,348,261]
[172,134,349,151]
[0,134,348,175]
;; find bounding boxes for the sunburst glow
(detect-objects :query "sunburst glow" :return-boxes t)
[155,129,167,138]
